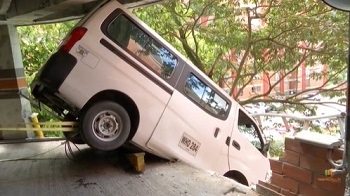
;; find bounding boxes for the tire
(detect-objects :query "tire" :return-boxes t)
[80,101,131,151]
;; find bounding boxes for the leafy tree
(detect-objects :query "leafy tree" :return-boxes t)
[17,21,77,136]
[135,3,349,192]
[18,21,77,86]
[133,0,348,113]
[17,1,348,132]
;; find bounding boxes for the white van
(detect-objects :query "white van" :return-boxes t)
[31,0,270,186]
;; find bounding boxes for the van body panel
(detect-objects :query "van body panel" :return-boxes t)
[59,41,175,149]
[146,89,233,174]
[31,0,270,186]
[229,106,271,185]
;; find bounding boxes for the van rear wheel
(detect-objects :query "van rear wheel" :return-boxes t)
[80,101,131,151]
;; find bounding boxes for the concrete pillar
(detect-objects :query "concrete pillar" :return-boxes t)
[0,25,34,140]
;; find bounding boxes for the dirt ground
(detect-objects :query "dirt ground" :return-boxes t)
[0,140,259,196]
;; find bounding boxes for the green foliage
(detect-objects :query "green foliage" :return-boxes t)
[17,2,348,136]
[18,21,77,137]
[18,21,77,87]
[269,139,285,158]
[42,118,65,138]
[134,0,348,110]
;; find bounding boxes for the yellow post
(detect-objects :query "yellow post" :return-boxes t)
[30,113,44,138]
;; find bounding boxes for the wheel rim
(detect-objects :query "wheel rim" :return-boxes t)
[92,110,121,142]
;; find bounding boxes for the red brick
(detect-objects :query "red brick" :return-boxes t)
[259,180,281,193]
[285,138,329,158]
[283,162,312,184]
[309,145,330,159]
[270,159,283,174]
[280,188,298,196]
[299,182,328,196]
[280,150,300,166]
[271,173,299,193]
[299,154,331,173]
[284,138,302,152]
[313,173,346,195]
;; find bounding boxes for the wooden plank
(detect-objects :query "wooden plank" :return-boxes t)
[8,121,78,126]
[0,127,76,132]
[0,121,78,132]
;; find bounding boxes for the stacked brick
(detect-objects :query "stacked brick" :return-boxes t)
[256,137,346,196]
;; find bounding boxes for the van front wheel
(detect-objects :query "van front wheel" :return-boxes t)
[80,101,131,151]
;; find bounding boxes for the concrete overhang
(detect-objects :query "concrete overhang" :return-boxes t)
[0,0,163,25]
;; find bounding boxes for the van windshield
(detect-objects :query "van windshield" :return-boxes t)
[237,109,263,150]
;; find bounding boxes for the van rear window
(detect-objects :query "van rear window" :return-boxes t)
[107,14,178,79]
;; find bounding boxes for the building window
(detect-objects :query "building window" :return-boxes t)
[305,69,310,79]
[252,86,262,92]
[253,74,262,80]
[274,73,280,81]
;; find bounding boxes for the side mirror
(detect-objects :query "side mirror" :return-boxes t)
[322,0,350,12]
[262,140,271,157]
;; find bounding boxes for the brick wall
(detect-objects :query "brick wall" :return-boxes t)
[257,137,346,196]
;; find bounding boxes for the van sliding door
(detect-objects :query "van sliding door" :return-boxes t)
[147,71,234,174]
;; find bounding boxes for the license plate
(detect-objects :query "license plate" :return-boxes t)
[178,132,201,156]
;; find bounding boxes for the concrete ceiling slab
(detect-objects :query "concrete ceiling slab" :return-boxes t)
[0,0,163,25]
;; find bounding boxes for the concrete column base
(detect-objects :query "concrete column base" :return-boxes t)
[0,25,34,140]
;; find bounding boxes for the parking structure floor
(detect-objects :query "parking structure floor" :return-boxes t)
[0,139,259,196]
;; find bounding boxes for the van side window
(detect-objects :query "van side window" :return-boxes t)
[238,109,263,150]
[107,14,177,78]
[184,73,229,118]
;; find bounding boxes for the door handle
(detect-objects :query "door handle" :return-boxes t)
[225,136,231,146]
[232,140,241,150]
[214,127,220,138]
